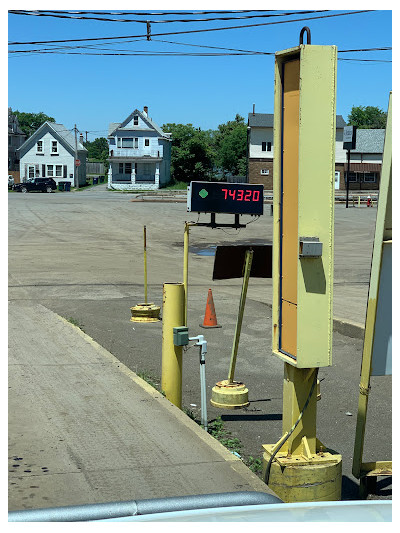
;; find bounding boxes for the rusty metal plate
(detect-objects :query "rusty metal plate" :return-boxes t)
[212,245,272,280]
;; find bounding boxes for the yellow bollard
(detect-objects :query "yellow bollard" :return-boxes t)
[143,225,148,304]
[358,195,361,208]
[161,283,185,408]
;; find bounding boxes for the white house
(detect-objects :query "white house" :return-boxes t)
[17,122,87,186]
[107,106,172,190]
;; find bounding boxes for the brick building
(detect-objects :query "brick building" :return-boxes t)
[247,111,384,191]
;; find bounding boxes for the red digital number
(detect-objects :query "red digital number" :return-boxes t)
[229,189,236,200]
[244,190,252,201]
[253,190,260,202]
[222,188,228,199]
[237,189,244,201]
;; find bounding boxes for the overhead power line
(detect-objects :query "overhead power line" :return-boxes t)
[18,10,273,16]
[8,10,375,46]
[9,9,328,24]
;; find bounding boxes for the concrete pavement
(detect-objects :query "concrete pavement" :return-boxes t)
[8,301,275,512]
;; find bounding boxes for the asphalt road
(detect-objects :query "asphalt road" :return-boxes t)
[8,186,391,500]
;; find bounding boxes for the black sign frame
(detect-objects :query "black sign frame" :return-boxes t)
[187,181,264,216]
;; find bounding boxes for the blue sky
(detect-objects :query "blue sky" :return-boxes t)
[8,4,392,140]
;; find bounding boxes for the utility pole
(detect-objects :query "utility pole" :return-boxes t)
[74,124,79,190]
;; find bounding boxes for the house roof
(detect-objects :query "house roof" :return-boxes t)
[248,113,347,128]
[108,109,170,139]
[17,121,87,154]
[352,129,385,154]
[49,123,87,151]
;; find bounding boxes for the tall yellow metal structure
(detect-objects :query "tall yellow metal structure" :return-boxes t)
[352,92,392,497]
[262,36,342,502]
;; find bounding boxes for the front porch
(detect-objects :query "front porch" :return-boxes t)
[108,159,161,190]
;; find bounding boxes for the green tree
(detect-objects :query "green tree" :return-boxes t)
[13,111,55,137]
[84,137,109,164]
[214,114,247,176]
[162,123,215,183]
[347,105,387,129]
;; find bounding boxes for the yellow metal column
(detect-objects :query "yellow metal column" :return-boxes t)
[161,282,185,408]
[352,93,392,495]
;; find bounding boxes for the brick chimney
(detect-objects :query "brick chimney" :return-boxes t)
[143,106,148,116]
[252,103,255,115]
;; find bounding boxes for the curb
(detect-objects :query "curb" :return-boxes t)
[333,318,365,340]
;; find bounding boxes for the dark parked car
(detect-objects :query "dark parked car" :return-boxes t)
[13,178,57,193]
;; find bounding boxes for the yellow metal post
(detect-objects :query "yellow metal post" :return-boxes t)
[210,250,252,410]
[143,225,148,304]
[183,222,189,326]
[352,93,392,490]
[161,282,185,408]
[358,195,361,208]
[130,225,160,322]
[227,250,253,383]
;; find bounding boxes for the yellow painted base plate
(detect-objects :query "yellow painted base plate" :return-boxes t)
[130,303,161,323]
[210,380,249,409]
[262,444,342,502]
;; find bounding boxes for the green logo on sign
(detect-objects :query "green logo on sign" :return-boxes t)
[199,189,208,198]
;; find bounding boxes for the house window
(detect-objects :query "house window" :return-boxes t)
[125,163,132,174]
[122,138,133,148]
[117,138,121,148]
[262,142,266,151]
[47,165,54,177]
[51,141,58,153]
[134,138,139,149]
[133,115,139,125]
[28,166,35,179]
[260,169,269,175]
[55,165,63,177]
[144,139,150,147]
[119,163,124,174]
[37,141,43,153]
[363,172,376,183]
[267,142,272,151]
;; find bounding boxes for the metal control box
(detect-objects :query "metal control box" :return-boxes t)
[272,45,336,368]
[173,326,189,347]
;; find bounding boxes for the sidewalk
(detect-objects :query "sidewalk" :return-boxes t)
[8,302,275,512]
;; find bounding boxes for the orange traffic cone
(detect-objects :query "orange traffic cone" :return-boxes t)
[200,289,221,328]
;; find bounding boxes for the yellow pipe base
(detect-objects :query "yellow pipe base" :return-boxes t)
[130,303,161,323]
[262,444,342,503]
[210,380,249,409]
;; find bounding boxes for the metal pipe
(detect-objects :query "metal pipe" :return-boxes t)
[189,335,208,431]
[161,283,185,408]
[200,351,207,431]
[143,225,147,303]
[8,491,282,522]
[227,249,253,383]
